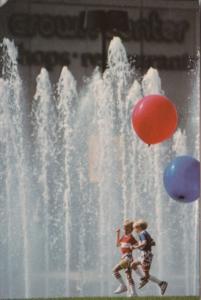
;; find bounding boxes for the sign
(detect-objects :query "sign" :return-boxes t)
[8,11,189,43]
[0,0,197,76]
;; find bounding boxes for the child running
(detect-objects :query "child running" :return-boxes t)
[131,219,168,295]
[112,219,138,297]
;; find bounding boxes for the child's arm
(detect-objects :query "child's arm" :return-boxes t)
[133,240,147,249]
[116,229,121,247]
[130,236,138,250]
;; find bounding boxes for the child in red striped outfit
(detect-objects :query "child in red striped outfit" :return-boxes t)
[112,219,138,297]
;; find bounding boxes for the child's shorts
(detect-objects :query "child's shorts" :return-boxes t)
[139,250,153,272]
[119,254,133,272]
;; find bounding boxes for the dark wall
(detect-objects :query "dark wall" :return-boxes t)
[0,0,199,129]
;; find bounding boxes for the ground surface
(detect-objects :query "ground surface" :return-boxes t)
[28,297,199,300]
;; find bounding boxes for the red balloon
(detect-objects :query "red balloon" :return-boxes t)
[132,94,178,145]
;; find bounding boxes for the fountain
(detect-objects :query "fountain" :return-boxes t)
[0,36,199,298]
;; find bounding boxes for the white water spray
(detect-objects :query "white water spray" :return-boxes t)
[0,37,199,298]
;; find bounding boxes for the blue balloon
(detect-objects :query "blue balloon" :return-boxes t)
[163,156,200,203]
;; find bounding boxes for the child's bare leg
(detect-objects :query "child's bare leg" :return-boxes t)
[112,264,127,294]
[149,274,163,284]
[138,263,150,289]
[125,269,137,296]
[126,269,134,286]
[132,261,168,294]
[143,270,150,280]
[130,260,141,272]
[142,262,150,280]
[142,270,167,292]
[131,261,149,288]
[132,263,144,278]
[134,264,161,284]
[112,264,124,283]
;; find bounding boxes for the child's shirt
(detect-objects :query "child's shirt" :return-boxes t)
[138,230,153,252]
[119,234,137,256]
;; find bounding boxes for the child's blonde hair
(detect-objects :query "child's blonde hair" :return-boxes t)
[134,219,148,230]
[123,219,133,232]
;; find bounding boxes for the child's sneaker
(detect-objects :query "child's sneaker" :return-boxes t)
[159,281,168,295]
[127,285,138,297]
[139,277,149,289]
[113,284,127,294]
